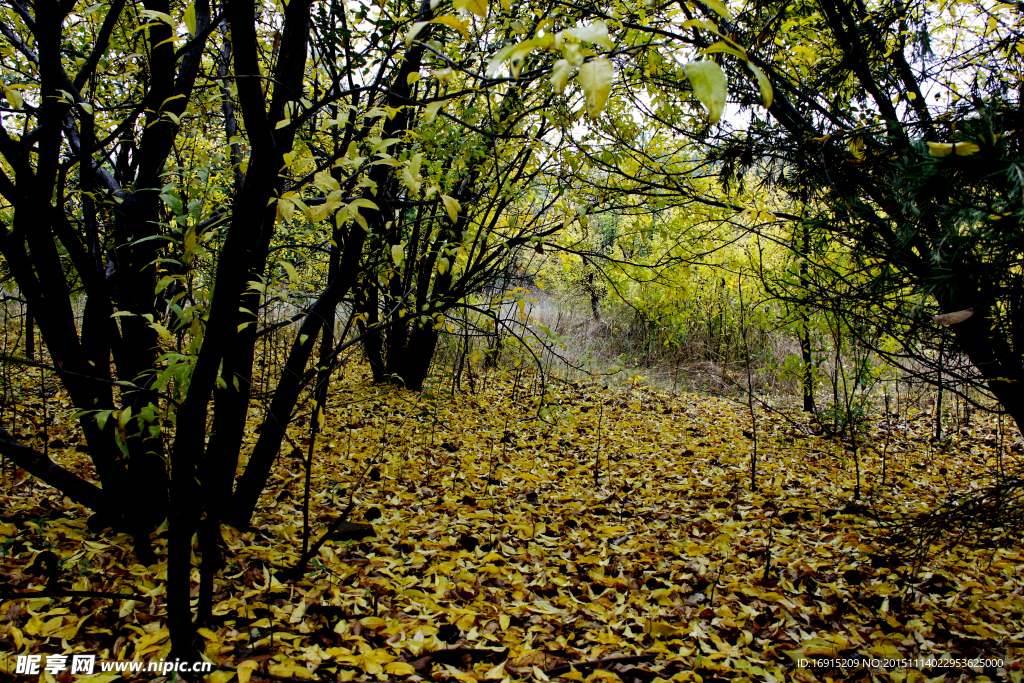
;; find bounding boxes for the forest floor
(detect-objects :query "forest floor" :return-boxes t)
[1,362,1023,682]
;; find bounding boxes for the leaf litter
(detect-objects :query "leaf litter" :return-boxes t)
[1,362,1023,682]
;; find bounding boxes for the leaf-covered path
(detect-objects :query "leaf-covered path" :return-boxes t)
[1,364,1022,682]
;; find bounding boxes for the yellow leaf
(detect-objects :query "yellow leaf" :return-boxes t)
[483,661,506,679]
[453,0,487,18]
[702,40,746,60]
[279,260,299,284]
[0,522,16,536]
[405,21,429,48]
[551,59,573,94]
[745,61,772,107]
[268,662,313,679]
[685,60,727,123]
[422,101,444,125]
[359,616,387,630]
[205,671,235,683]
[237,660,259,683]
[849,136,866,160]
[869,642,901,658]
[681,19,723,35]
[559,667,586,681]
[4,86,22,109]
[927,141,980,157]
[564,21,614,50]
[432,15,469,38]
[391,243,405,266]
[385,662,416,676]
[578,57,614,119]
[183,2,196,36]
[441,194,461,223]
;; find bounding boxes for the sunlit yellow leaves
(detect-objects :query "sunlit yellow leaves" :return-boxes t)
[578,58,614,119]
[684,61,727,123]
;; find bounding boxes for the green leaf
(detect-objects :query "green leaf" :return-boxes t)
[159,193,183,215]
[684,61,727,123]
[578,57,614,119]
[183,2,196,36]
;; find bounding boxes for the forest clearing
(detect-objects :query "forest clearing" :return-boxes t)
[2,358,1022,682]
